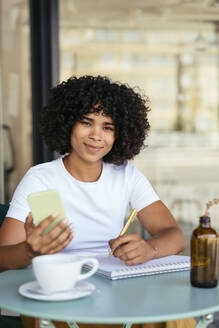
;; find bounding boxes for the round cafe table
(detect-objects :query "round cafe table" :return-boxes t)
[0,267,218,328]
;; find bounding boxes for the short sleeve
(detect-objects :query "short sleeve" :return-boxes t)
[6,169,47,222]
[128,164,160,211]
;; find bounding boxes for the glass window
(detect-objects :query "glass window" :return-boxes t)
[0,0,32,203]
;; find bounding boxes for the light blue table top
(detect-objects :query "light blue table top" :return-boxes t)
[0,267,219,324]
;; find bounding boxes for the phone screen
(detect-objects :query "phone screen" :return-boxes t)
[27,189,66,235]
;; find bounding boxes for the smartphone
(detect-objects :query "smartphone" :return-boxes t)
[27,189,66,236]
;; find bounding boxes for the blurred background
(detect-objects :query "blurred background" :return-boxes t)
[1,0,219,254]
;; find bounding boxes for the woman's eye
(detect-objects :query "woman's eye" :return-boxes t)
[81,121,90,126]
[104,126,114,131]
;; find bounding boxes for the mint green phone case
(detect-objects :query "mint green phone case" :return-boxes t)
[27,190,66,236]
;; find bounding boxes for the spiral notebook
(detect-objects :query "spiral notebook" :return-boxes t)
[85,255,190,280]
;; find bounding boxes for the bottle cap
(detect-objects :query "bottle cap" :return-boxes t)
[200,216,210,223]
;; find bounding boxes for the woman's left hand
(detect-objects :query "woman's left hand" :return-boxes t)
[109,233,156,265]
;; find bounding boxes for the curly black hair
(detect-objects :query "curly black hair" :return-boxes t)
[39,75,150,165]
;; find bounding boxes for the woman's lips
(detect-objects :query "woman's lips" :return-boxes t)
[84,143,103,153]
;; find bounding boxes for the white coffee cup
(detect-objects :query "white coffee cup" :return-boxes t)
[32,254,99,293]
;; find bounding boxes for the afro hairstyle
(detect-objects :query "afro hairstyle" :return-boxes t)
[39,75,150,165]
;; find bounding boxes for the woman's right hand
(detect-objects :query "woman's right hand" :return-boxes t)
[24,213,74,257]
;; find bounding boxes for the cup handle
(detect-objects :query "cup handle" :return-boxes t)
[78,258,99,281]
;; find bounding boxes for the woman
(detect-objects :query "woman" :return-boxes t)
[0,75,186,268]
[0,75,194,328]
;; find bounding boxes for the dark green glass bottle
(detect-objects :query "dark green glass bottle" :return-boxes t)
[190,216,218,288]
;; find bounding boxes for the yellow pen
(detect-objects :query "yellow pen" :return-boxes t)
[109,208,138,257]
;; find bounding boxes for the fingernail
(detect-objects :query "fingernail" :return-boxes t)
[62,218,68,225]
[52,212,59,218]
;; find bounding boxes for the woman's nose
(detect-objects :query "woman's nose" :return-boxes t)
[88,126,102,141]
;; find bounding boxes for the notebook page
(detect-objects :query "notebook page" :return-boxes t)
[96,255,190,277]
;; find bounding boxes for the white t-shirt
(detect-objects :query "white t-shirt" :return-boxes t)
[7,157,159,250]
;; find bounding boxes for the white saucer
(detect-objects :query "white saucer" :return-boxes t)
[18,280,96,301]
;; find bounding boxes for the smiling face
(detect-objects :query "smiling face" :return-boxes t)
[69,111,116,165]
